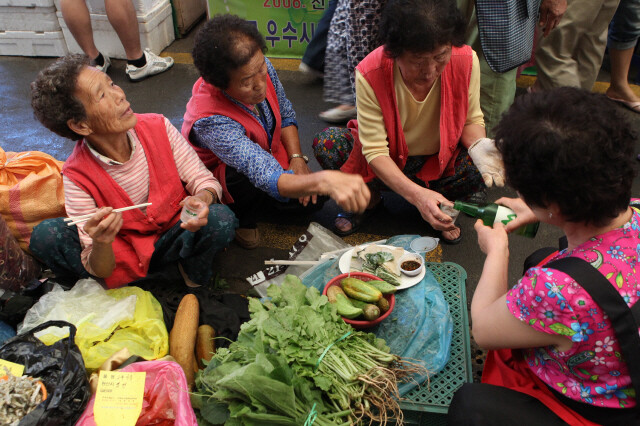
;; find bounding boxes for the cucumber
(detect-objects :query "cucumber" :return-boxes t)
[341,277,382,303]
[347,298,369,309]
[365,280,397,294]
[334,293,363,319]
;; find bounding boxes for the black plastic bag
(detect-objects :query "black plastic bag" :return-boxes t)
[0,320,91,425]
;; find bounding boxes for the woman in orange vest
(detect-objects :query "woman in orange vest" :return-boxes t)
[28,55,237,289]
[312,0,505,241]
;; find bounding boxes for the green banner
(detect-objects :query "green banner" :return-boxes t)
[207,0,328,58]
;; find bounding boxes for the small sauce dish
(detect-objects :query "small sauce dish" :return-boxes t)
[399,253,424,277]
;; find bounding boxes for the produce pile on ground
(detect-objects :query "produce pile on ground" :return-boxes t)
[193,275,427,425]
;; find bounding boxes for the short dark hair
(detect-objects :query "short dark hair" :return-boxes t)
[495,87,637,227]
[30,54,89,141]
[192,14,267,89]
[380,0,466,58]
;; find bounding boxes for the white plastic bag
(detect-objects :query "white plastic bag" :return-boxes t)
[18,279,136,341]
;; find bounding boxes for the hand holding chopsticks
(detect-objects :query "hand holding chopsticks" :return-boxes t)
[65,202,151,226]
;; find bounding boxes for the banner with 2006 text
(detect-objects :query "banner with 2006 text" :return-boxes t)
[207,0,328,58]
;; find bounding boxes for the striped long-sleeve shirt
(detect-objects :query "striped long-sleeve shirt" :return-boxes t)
[63,117,222,274]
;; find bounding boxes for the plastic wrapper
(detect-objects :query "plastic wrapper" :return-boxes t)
[300,234,453,395]
[76,360,198,426]
[0,215,40,292]
[18,279,169,370]
[247,222,351,297]
[0,320,91,425]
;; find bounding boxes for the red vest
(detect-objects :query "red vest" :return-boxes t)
[63,114,187,288]
[181,77,289,204]
[341,45,473,184]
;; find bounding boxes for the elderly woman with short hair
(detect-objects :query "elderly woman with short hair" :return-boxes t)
[313,0,505,241]
[182,14,370,249]
[29,54,237,288]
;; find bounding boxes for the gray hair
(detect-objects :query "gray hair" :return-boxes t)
[31,54,90,141]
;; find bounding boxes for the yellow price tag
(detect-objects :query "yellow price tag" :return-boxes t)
[0,359,25,377]
[94,371,146,426]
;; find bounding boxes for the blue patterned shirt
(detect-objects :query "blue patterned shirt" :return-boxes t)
[191,58,297,200]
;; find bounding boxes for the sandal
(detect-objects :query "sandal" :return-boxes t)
[333,197,384,237]
[440,228,462,245]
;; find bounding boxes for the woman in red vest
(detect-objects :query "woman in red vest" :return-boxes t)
[28,55,237,289]
[312,0,505,241]
[182,15,371,249]
[449,88,639,424]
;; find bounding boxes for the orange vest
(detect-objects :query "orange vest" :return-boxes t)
[341,45,473,184]
[181,77,289,204]
[62,114,186,288]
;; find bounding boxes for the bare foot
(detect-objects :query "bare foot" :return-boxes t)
[606,86,640,104]
[441,227,461,242]
[178,263,202,287]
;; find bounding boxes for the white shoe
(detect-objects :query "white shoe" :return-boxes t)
[92,53,111,74]
[298,61,324,79]
[319,106,357,123]
[125,48,174,81]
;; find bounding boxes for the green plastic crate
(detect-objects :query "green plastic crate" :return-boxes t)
[398,262,473,425]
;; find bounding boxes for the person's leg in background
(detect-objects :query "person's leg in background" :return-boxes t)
[320,0,358,123]
[574,0,621,90]
[534,0,620,90]
[605,0,640,112]
[300,0,337,76]
[456,0,517,137]
[59,0,110,71]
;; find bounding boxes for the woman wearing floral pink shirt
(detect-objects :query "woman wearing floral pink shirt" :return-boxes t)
[449,87,639,425]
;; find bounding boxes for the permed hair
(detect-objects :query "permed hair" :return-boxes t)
[495,87,637,227]
[192,14,267,89]
[30,54,90,141]
[379,0,466,58]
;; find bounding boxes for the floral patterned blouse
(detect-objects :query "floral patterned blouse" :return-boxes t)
[506,200,640,409]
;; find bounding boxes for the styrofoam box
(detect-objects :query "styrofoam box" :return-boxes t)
[0,6,60,32]
[0,0,53,6]
[52,0,165,15]
[0,30,68,56]
[56,0,175,60]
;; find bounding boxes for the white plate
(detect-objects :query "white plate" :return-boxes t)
[338,245,426,290]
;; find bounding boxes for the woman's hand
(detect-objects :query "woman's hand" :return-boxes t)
[474,219,509,256]
[180,196,209,232]
[83,207,123,244]
[413,188,457,231]
[321,171,371,213]
[289,157,316,206]
[495,197,538,233]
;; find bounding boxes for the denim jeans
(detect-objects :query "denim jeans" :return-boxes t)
[609,0,640,50]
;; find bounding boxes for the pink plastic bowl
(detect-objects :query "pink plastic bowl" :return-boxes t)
[323,272,396,329]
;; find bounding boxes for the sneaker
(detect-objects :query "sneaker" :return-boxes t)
[92,53,111,74]
[125,48,174,82]
[298,61,324,79]
[319,105,357,123]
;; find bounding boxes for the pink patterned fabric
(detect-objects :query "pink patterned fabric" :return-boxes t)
[506,200,640,409]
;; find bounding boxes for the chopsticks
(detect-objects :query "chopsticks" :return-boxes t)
[264,260,321,266]
[65,202,152,226]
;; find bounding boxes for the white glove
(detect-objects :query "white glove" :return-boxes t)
[467,137,505,187]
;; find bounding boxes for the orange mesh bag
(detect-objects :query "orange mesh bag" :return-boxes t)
[0,147,66,252]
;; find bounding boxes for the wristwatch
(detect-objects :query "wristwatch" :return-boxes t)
[289,154,309,163]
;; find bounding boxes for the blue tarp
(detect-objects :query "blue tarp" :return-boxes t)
[300,235,453,395]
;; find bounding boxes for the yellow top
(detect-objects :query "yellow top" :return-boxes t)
[356,50,484,163]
